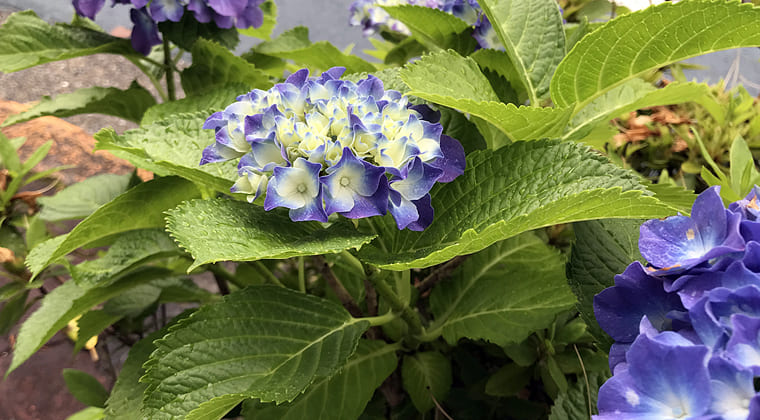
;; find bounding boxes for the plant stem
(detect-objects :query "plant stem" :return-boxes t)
[361,311,398,326]
[416,255,469,295]
[251,261,285,287]
[127,57,168,102]
[163,38,176,101]
[317,256,363,317]
[207,263,244,289]
[367,270,424,340]
[298,256,306,293]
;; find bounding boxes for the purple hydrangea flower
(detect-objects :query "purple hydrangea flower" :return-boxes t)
[72,0,265,54]
[594,185,760,418]
[201,67,465,230]
[639,186,744,273]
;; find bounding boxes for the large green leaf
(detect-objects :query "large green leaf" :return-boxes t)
[0,11,137,72]
[382,5,477,54]
[141,286,371,419]
[181,39,271,96]
[166,199,377,271]
[401,351,452,412]
[357,140,678,270]
[94,114,238,193]
[566,219,644,347]
[1,82,155,126]
[141,85,244,125]
[551,1,760,110]
[400,50,571,144]
[549,373,607,420]
[37,173,134,222]
[478,0,565,103]
[68,229,183,288]
[26,177,199,278]
[7,268,170,375]
[429,233,576,346]
[242,340,398,420]
[257,27,376,74]
[564,80,711,141]
[72,310,122,353]
[104,311,194,420]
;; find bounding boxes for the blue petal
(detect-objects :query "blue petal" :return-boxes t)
[73,0,106,19]
[129,8,161,55]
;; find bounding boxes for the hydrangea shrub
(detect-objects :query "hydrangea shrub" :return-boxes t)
[1,1,760,419]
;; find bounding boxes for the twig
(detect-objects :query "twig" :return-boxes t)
[416,255,469,296]
[213,272,230,295]
[99,340,118,387]
[432,393,455,420]
[574,344,594,419]
[317,256,363,317]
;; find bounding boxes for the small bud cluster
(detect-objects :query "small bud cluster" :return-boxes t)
[72,0,265,54]
[201,67,465,230]
[593,186,760,419]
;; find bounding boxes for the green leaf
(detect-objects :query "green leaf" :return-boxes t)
[549,373,607,420]
[564,80,711,142]
[69,229,183,288]
[238,1,277,41]
[730,136,760,197]
[65,407,105,420]
[94,116,238,193]
[72,310,122,354]
[63,369,109,408]
[242,340,399,420]
[643,181,696,216]
[180,39,271,96]
[382,5,477,54]
[1,82,155,126]
[37,173,133,222]
[485,363,532,397]
[478,0,565,103]
[470,48,526,104]
[566,219,644,347]
[357,140,678,270]
[551,1,760,110]
[104,311,194,420]
[166,199,377,271]
[158,13,238,51]
[401,351,452,412]
[400,50,571,143]
[0,132,21,173]
[0,290,30,335]
[141,85,244,125]
[257,27,376,74]
[0,11,137,72]
[141,286,371,419]
[25,177,199,278]
[429,233,576,346]
[8,268,170,375]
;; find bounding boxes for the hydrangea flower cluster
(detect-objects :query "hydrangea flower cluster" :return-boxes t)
[348,0,500,50]
[593,186,760,419]
[200,67,465,231]
[72,0,265,54]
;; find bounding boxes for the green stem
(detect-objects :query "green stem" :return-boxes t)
[297,256,305,293]
[127,57,168,102]
[252,261,285,288]
[367,270,423,338]
[163,38,176,101]
[207,264,244,290]
[361,311,399,327]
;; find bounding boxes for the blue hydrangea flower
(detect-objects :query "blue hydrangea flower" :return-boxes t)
[201,67,465,230]
[594,186,760,418]
[639,186,744,273]
[72,0,265,54]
